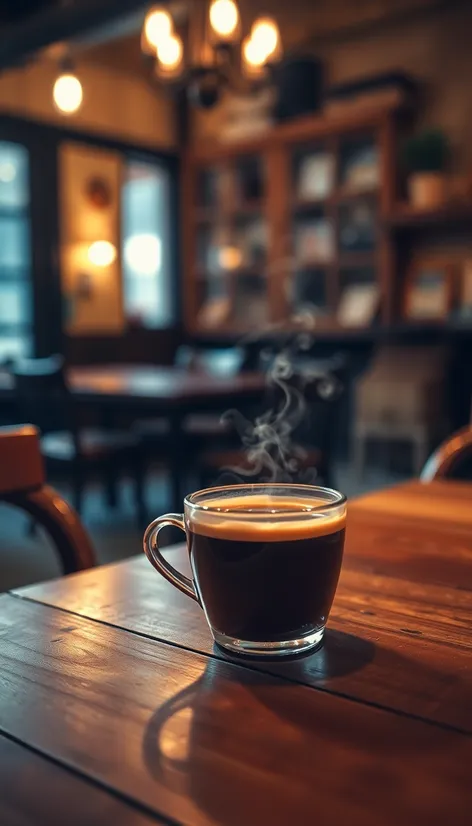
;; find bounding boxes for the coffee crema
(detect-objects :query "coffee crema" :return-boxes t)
[187,494,345,644]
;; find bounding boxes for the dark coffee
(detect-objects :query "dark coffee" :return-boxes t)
[187,496,345,642]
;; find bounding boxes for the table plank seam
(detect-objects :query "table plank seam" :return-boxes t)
[0,727,180,826]
[10,590,472,740]
[332,605,472,652]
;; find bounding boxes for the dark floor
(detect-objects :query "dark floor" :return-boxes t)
[0,463,408,593]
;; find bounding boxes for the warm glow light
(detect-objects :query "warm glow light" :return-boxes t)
[88,241,117,268]
[209,0,239,38]
[53,73,83,115]
[218,245,242,270]
[250,17,280,61]
[124,234,161,276]
[156,33,183,69]
[144,6,173,48]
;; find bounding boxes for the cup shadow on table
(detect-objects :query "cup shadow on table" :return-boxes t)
[215,627,376,683]
[142,640,448,826]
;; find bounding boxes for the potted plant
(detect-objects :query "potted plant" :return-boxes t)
[403,129,449,209]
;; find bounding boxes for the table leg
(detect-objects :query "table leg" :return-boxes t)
[169,412,184,512]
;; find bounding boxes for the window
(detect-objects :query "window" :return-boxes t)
[0,141,32,362]
[121,159,174,329]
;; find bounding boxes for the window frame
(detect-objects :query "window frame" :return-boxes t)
[0,113,180,359]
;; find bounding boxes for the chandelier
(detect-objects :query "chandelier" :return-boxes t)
[141,1,283,108]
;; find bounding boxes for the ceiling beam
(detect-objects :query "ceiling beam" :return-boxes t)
[0,0,158,72]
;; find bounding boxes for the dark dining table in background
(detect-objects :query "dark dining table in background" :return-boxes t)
[0,479,471,825]
[0,364,267,509]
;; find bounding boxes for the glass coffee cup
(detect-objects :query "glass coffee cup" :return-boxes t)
[143,483,346,657]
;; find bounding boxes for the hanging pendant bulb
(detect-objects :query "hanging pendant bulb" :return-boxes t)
[53,66,83,115]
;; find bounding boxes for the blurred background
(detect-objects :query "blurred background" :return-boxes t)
[0,0,471,589]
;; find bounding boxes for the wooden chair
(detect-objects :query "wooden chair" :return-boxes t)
[0,425,96,574]
[353,345,449,478]
[421,427,472,481]
[11,356,148,528]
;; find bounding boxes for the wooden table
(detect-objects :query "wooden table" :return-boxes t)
[0,365,266,408]
[0,364,266,509]
[1,479,471,826]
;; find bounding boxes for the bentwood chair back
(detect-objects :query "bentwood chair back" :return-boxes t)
[421,426,472,482]
[0,425,96,574]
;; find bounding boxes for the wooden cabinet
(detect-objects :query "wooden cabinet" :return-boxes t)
[182,104,401,337]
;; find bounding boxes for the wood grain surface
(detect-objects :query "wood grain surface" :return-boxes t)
[0,735,165,826]
[0,594,471,826]
[17,480,472,733]
[4,478,472,825]
[350,479,472,532]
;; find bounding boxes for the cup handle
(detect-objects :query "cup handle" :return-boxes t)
[143,514,199,603]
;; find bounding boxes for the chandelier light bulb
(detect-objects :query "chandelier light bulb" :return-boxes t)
[156,33,183,70]
[53,72,83,115]
[144,7,173,49]
[209,0,239,39]
[242,36,267,70]
[250,16,280,61]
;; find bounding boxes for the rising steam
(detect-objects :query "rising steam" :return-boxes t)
[220,331,342,484]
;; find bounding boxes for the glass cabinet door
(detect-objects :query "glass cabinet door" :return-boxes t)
[194,155,268,332]
[288,130,381,328]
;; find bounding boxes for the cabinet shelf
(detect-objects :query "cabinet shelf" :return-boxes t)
[291,186,379,214]
[191,320,472,344]
[235,199,265,216]
[292,260,335,271]
[195,200,265,224]
[339,251,376,268]
[291,253,377,272]
[292,197,327,213]
[336,185,379,202]
[191,321,380,342]
[386,202,472,229]
[196,266,267,280]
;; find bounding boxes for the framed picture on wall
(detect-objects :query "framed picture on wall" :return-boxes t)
[404,258,454,321]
